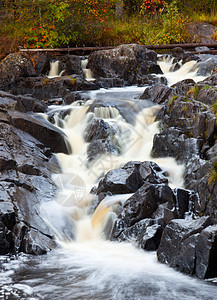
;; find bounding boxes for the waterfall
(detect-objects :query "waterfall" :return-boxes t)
[81,58,95,81]
[2,55,217,300]
[158,55,207,86]
[40,87,184,243]
[48,60,64,78]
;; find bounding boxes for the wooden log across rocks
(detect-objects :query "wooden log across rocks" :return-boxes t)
[19,42,217,55]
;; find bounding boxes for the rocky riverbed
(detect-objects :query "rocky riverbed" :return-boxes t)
[0,44,217,281]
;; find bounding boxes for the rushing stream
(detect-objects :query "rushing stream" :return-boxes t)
[1,55,217,299]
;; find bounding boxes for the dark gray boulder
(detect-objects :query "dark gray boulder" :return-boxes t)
[157,217,217,279]
[197,86,217,106]
[8,75,99,100]
[140,84,174,104]
[0,53,36,89]
[120,182,174,227]
[151,127,203,164]
[96,161,168,196]
[195,225,217,279]
[171,79,196,96]
[61,55,84,77]
[0,122,60,255]
[8,111,71,154]
[157,216,214,276]
[87,44,162,85]
[156,96,216,144]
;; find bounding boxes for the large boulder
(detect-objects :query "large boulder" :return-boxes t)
[139,84,174,104]
[8,110,71,154]
[96,161,168,196]
[157,217,217,279]
[151,127,203,164]
[87,44,162,85]
[0,122,60,255]
[156,96,216,144]
[0,90,46,112]
[0,53,36,89]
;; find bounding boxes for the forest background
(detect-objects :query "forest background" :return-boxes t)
[0,0,217,59]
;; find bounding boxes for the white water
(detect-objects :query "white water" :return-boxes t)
[1,55,216,299]
[48,60,64,78]
[81,59,95,81]
[158,55,207,85]
[41,86,184,244]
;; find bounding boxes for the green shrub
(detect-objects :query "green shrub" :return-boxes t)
[142,1,190,45]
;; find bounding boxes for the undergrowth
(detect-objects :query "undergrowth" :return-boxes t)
[0,0,217,58]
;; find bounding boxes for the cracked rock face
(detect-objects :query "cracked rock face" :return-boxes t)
[0,93,63,255]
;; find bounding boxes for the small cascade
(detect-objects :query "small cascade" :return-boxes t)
[48,60,64,78]
[81,59,95,81]
[158,55,207,86]
[40,87,184,243]
[93,106,120,119]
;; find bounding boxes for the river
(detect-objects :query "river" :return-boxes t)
[0,55,217,299]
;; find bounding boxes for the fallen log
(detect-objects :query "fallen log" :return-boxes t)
[19,43,217,54]
[19,46,115,53]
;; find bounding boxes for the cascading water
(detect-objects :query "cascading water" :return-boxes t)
[81,59,95,81]
[158,55,208,85]
[48,60,64,78]
[1,56,216,300]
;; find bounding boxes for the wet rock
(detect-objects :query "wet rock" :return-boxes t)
[197,86,217,106]
[0,119,60,255]
[7,75,99,100]
[8,111,70,154]
[112,218,154,241]
[87,138,120,162]
[140,84,174,104]
[0,90,46,112]
[112,218,163,251]
[157,216,214,277]
[120,183,174,227]
[195,225,217,279]
[199,73,217,86]
[184,156,217,218]
[88,44,162,85]
[63,91,82,105]
[171,48,200,64]
[137,74,167,86]
[110,179,175,251]
[0,199,16,255]
[31,53,50,76]
[88,97,154,125]
[196,55,217,76]
[0,53,36,89]
[171,47,185,60]
[206,142,217,160]
[61,55,84,77]
[156,96,216,144]
[173,188,198,219]
[84,118,114,143]
[171,79,196,96]
[84,117,121,162]
[151,127,203,164]
[96,161,168,195]
[140,224,163,251]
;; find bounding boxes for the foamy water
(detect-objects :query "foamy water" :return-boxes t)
[1,55,216,299]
